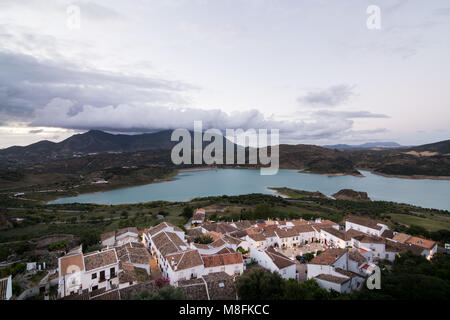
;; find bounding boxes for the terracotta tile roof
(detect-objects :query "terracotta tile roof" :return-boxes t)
[352,234,386,244]
[91,290,120,300]
[149,222,182,236]
[192,212,205,221]
[315,273,350,284]
[203,223,238,234]
[292,225,315,233]
[60,252,85,276]
[179,272,237,300]
[321,227,347,241]
[115,242,151,265]
[274,228,298,238]
[202,252,243,268]
[335,268,364,279]
[344,228,366,240]
[233,221,254,230]
[265,247,295,269]
[186,227,204,238]
[192,243,211,250]
[392,233,411,243]
[216,247,235,254]
[381,229,395,239]
[222,235,243,246]
[229,230,248,238]
[116,227,138,237]
[291,219,308,226]
[83,249,118,271]
[348,248,367,265]
[178,278,209,300]
[152,231,187,257]
[211,238,226,248]
[202,272,237,300]
[263,229,277,238]
[309,248,347,266]
[119,262,138,284]
[248,233,266,242]
[166,249,204,271]
[118,281,156,300]
[204,231,223,241]
[101,231,115,242]
[346,217,383,230]
[405,236,436,250]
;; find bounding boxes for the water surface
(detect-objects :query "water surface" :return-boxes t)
[49,169,450,210]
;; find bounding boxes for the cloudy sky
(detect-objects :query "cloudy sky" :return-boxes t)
[0,0,449,148]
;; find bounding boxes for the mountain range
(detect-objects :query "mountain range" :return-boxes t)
[322,142,407,150]
[0,130,449,178]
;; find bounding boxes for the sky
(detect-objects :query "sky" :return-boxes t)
[0,0,449,148]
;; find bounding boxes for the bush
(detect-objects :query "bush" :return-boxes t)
[49,240,67,251]
[194,235,214,244]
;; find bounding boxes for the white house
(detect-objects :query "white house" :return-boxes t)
[101,231,115,248]
[250,246,296,279]
[392,234,438,259]
[351,234,387,260]
[58,249,120,298]
[274,228,300,248]
[202,251,244,277]
[165,250,205,285]
[345,217,388,237]
[246,233,267,250]
[144,222,186,249]
[307,248,365,294]
[115,242,151,275]
[115,227,139,246]
[0,275,12,300]
[293,225,316,244]
[192,208,206,225]
[307,248,348,279]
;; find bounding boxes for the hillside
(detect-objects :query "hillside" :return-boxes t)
[0,130,449,182]
[0,130,177,169]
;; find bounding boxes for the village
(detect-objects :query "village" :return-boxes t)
[2,207,439,301]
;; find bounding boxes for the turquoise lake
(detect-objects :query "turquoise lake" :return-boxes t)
[49,169,450,211]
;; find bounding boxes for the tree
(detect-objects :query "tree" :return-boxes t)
[181,206,194,219]
[133,286,187,300]
[80,231,100,251]
[237,268,285,300]
[194,235,214,244]
[304,252,314,262]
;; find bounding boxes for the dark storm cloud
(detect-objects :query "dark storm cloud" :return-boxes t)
[0,51,195,121]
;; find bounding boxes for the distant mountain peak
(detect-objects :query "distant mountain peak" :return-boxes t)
[323,141,405,150]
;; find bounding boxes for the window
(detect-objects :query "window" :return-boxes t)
[92,285,98,291]
[110,267,116,277]
[91,273,97,279]
[100,270,106,281]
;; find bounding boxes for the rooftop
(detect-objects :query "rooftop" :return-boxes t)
[83,249,118,271]
[315,273,350,284]
[60,252,85,276]
[202,252,243,268]
[346,217,384,230]
[166,249,204,271]
[309,248,347,266]
[265,247,295,269]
